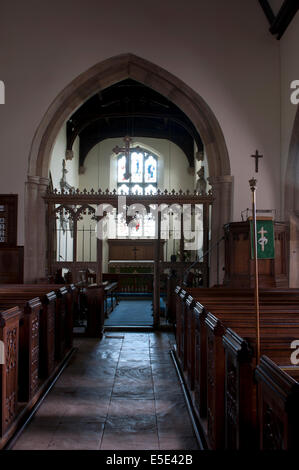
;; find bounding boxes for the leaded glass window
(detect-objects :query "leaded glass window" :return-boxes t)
[144,155,157,183]
[117,149,158,195]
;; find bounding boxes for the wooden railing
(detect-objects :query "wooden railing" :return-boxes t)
[174,286,299,450]
[103,273,153,293]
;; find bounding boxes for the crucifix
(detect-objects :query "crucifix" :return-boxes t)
[251,150,263,173]
[113,136,141,180]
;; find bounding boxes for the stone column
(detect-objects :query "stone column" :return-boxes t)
[37,177,50,281]
[289,157,299,287]
[24,176,40,283]
[289,212,299,288]
[285,148,299,287]
[208,175,233,286]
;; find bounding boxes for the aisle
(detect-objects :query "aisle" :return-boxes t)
[105,299,153,326]
[12,332,199,450]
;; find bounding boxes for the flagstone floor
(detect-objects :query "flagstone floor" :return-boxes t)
[12,332,199,450]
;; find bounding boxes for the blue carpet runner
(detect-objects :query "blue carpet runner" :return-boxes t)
[104,299,154,326]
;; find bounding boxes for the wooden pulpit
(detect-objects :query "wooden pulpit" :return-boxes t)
[223,221,289,288]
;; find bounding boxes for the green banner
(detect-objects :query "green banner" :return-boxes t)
[250,219,275,259]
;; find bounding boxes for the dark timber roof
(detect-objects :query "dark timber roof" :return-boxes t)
[66,79,203,169]
[258,0,299,39]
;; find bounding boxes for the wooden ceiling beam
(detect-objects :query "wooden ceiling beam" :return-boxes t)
[258,0,275,24]
[270,0,299,39]
[258,0,299,39]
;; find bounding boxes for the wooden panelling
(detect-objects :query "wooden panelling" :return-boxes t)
[108,239,164,261]
[0,247,24,283]
[0,195,18,247]
[224,221,289,288]
[0,307,22,437]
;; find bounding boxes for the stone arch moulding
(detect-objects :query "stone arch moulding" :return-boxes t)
[285,104,299,287]
[25,53,233,284]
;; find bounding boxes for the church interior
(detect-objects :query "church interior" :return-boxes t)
[0,0,299,453]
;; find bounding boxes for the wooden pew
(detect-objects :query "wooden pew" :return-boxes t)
[177,288,188,369]
[0,284,76,375]
[176,286,299,393]
[205,312,226,449]
[175,286,299,449]
[103,281,118,317]
[174,286,182,357]
[24,282,103,342]
[193,301,208,420]
[70,282,105,338]
[0,284,75,360]
[18,298,42,402]
[38,291,57,378]
[4,284,74,360]
[0,294,42,402]
[206,311,299,449]
[0,283,82,449]
[0,307,22,438]
[185,295,196,390]
[65,284,76,349]
[191,309,297,449]
[255,356,299,450]
[84,284,105,338]
[222,328,254,449]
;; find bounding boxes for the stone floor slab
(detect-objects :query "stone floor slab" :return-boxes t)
[12,332,197,451]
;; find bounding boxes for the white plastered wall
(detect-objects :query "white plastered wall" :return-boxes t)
[0,0,282,247]
[280,13,299,214]
[49,123,80,262]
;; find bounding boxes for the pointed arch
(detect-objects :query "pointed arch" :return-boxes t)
[285,105,299,287]
[25,54,232,284]
[28,54,230,179]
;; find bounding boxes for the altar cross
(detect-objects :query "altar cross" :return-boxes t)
[251,150,263,173]
[113,136,141,180]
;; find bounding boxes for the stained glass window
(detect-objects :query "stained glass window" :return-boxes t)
[131,152,143,182]
[117,149,158,195]
[116,149,158,237]
[118,156,129,183]
[144,155,157,183]
[118,183,130,195]
[131,184,143,195]
[144,184,157,195]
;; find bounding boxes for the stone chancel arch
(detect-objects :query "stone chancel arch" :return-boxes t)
[285,105,299,287]
[25,53,232,283]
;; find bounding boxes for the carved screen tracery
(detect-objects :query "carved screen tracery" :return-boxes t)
[45,188,213,289]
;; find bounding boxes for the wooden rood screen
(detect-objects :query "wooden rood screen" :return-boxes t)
[44,188,213,325]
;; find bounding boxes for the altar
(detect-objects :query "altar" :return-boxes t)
[107,239,164,274]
